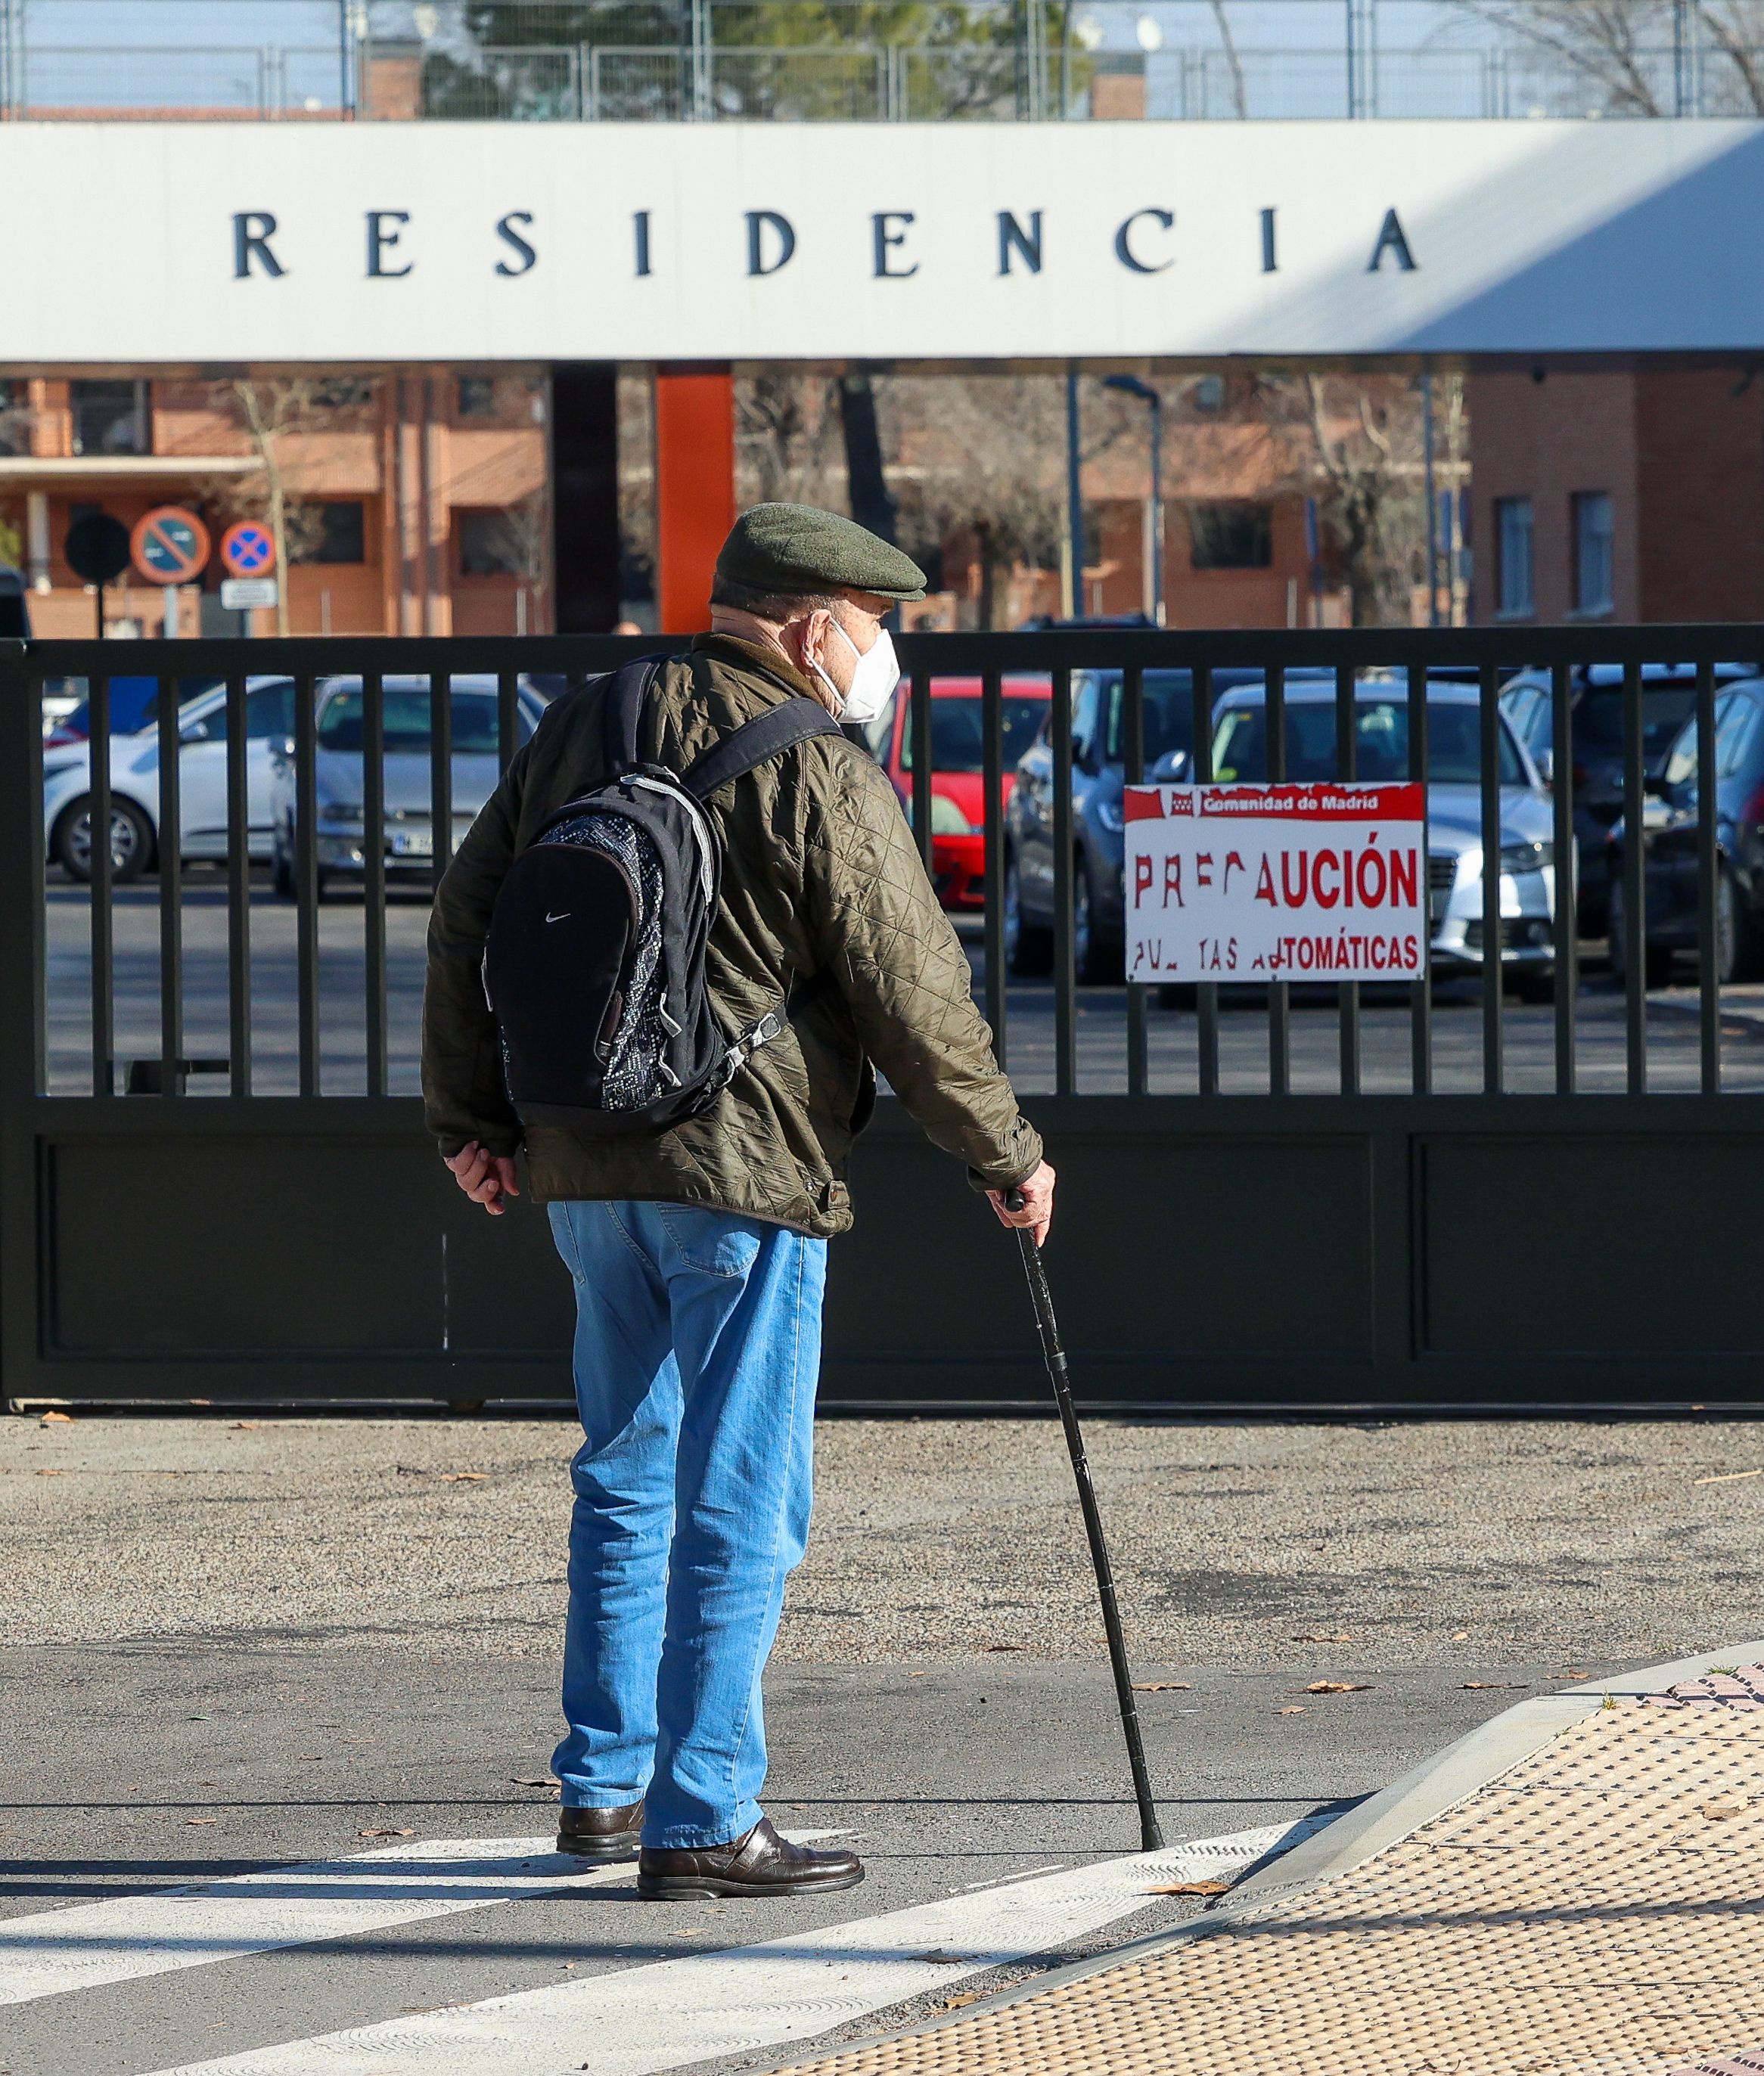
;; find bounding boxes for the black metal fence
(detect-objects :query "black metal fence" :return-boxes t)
[5,625,1764,1413]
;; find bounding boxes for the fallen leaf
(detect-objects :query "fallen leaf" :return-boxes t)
[933,1991,988,2011]
[1694,1468,1764,1485]
[439,1472,489,1483]
[1452,1631,1471,1642]
[1277,1705,1306,1714]
[230,1421,261,1432]
[1306,1681,1371,1695]
[39,1410,75,1426]
[1291,1634,1357,1644]
[1132,1682,1191,1692]
[511,1777,559,1789]
[35,1468,66,1476]
[186,1817,218,1826]
[983,1644,1025,1653]
[359,1828,416,1839]
[908,1670,928,1677]
[1146,1879,1231,1896]
[1462,1681,1527,1690]
[1566,1669,1589,1677]
[1700,1798,1750,1820]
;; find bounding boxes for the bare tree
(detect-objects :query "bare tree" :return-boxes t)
[1208,0,1250,116]
[734,368,845,509]
[210,377,380,635]
[1448,0,1764,115]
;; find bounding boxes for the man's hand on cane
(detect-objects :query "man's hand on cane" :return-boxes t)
[988,1158,1055,1249]
[445,1141,522,1216]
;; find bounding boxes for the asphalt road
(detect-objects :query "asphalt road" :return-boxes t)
[41,877,1764,1097]
[5,1411,1760,2072]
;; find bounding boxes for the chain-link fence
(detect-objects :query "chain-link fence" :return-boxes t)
[2,0,1759,121]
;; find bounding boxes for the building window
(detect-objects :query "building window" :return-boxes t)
[1495,497,1534,617]
[1191,374,1226,413]
[290,502,366,565]
[70,379,150,458]
[1188,501,1272,570]
[457,376,498,420]
[309,377,376,412]
[0,379,26,458]
[458,508,529,577]
[1573,492,1614,616]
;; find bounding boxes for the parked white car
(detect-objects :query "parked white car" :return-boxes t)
[42,676,297,882]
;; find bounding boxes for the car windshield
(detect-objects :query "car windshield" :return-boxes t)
[1211,700,1526,786]
[899,696,1046,774]
[1662,690,1762,787]
[1098,670,1196,767]
[1575,684,1698,763]
[318,688,521,754]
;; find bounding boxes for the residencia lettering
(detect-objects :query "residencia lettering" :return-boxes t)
[228,206,1419,281]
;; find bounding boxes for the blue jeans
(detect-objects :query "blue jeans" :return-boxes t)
[545,1199,826,1849]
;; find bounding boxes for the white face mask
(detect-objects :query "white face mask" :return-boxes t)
[811,617,900,725]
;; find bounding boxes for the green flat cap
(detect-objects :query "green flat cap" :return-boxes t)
[717,502,927,603]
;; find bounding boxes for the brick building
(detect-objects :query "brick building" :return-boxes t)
[0,369,549,638]
[1469,366,1764,625]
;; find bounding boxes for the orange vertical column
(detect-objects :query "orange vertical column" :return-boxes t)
[654,367,736,635]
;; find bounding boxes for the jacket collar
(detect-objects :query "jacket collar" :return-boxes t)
[689,630,823,707]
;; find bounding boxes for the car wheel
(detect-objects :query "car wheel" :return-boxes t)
[1004,852,1053,977]
[1515,970,1557,1005]
[1716,864,1764,984]
[52,795,153,884]
[272,835,294,901]
[1073,855,1122,984]
[1607,880,1673,991]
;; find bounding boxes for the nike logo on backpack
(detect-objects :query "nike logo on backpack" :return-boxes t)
[545,911,571,923]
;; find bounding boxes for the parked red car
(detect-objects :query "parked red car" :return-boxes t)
[868,675,1052,908]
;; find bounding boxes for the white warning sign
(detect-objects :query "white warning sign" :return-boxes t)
[1126,781,1428,983]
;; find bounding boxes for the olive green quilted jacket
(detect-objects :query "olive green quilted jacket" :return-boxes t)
[421,634,1042,1237]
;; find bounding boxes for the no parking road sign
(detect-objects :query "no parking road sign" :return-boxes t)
[130,506,210,586]
[221,520,276,579]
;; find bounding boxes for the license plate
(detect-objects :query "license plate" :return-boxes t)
[390,830,433,858]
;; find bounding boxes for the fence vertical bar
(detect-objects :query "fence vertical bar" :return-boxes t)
[1336,659,1359,1095]
[981,663,1008,1073]
[363,671,387,1099]
[1695,656,1719,1095]
[1407,661,1430,1095]
[1550,659,1576,1095]
[1193,663,1219,1096]
[432,671,455,889]
[1123,663,1148,1096]
[1480,659,1502,1094]
[0,643,46,1403]
[1621,656,1646,1094]
[1052,663,1076,1095]
[155,673,183,1096]
[909,665,933,874]
[1267,663,1288,1096]
[293,669,320,1097]
[89,673,114,1097]
[224,672,251,1097]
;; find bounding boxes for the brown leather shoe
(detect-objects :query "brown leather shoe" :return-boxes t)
[555,1799,644,1860]
[638,1817,864,1900]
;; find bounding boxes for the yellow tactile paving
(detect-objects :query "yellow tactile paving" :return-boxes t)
[775,1699,1764,2076]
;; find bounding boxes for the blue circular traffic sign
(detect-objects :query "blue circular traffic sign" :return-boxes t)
[221,521,276,579]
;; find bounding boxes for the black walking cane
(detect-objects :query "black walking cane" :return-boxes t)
[1005,1187,1164,1852]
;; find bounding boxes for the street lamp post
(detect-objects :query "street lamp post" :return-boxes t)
[1104,374,1164,627]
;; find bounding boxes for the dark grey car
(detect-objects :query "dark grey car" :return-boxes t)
[1004,667,1266,981]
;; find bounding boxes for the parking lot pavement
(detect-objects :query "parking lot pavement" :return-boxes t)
[43,879,1764,1097]
[5,1413,1760,2073]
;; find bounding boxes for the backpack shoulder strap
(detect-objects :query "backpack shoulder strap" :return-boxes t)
[680,697,846,802]
[600,656,666,776]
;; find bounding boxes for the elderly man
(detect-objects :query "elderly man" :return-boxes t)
[423,504,1052,1901]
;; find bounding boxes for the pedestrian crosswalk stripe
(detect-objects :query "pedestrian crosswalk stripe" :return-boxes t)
[1,1833,750,2009]
[144,1814,1331,2076]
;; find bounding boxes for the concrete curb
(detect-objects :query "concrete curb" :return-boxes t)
[772,1640,1764,2072]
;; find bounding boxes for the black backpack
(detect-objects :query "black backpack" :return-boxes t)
[483,656,845,1135]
